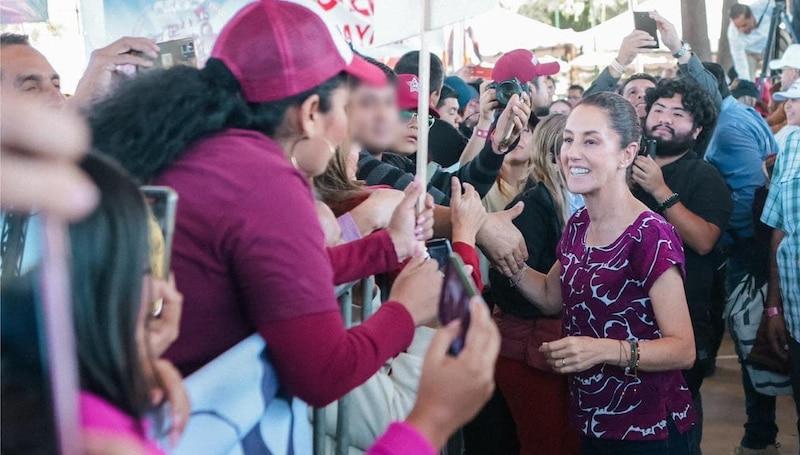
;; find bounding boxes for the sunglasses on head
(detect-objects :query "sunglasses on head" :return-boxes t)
[400,110,435,127]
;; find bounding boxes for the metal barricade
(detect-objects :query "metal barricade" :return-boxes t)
[313,276,375,455]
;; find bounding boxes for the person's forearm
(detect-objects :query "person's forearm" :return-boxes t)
[730,45,752,81]
[584,67,621,97]
[574,333,694,372]
[459,118,493,166]
[327,230,400,284]
[679,54,723,109]
[514,268,561,315]
[656,189,721,255]
[347,202,380,236]
[766,229,787,309]
[432,205,452,238]
[264,304,415,407]
[636,337,696,371]
[457,141,505,197]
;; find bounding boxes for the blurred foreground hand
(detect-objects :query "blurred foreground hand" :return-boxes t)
[1,94,98,219]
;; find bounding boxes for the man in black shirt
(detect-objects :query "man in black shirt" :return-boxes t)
[630,78,733,454]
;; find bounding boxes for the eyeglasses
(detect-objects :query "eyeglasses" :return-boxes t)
[400,110,435,127]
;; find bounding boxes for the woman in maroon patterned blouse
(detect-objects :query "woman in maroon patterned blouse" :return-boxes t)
[508,92,698,454]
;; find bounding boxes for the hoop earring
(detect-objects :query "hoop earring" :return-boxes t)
[288,135,337,160]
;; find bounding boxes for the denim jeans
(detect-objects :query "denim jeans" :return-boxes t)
[727,253,779,450]
[684,360,709,454]
[740,366,779,449]
[580,419,695,455]
[788,335,800,447]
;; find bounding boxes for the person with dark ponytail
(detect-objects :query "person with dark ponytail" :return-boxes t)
[91,0,442,411]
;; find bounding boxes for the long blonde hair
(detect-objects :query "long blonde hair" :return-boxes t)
[528,114,570,226]
[313,137,367,205]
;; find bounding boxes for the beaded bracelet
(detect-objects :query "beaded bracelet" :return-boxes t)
[509,264,529,287]
[626,340,640,378]
[657,193,680,213]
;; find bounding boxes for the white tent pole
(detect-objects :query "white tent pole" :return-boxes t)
[416,0,431,211]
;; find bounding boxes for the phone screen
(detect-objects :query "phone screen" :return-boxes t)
[438,254,478,356]
[141,186,178,280]
[426,238,453,270]
[633,11,660,49]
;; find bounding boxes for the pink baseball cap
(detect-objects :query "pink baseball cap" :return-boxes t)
[492,49,560,83]
[396,74,439,118]
[211,0,385,103]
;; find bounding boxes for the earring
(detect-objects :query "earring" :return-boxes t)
[291,155,299,169]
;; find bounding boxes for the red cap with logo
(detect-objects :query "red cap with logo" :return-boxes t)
[211,0,386,103]
[396,74,440,118]
[492,49,560,83]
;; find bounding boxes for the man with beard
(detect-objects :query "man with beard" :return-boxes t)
[631,78,733,455]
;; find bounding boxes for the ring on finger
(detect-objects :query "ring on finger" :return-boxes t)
[561,358,566,367]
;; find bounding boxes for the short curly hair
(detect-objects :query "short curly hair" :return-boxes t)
[645,78,718,145]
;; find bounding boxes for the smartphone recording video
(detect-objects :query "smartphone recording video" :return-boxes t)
[639,138,657,158]
[633,11,660,49]
[135,38,198,73]
[438,254,478,356]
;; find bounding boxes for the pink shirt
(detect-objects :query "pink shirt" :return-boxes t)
[80,391,164,455]
[367,422,436,455]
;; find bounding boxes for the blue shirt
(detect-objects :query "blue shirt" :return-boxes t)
[761,130,800,340]
[705,96,778,245]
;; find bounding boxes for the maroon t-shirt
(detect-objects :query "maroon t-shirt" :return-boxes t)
[558,208,696,440]
[156,128,414,406]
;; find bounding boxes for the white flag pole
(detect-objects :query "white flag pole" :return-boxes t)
[416,0,431,211]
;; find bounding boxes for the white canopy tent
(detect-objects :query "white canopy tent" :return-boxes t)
[465,7,578,55]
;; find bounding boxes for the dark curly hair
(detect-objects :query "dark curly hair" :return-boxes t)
[90,58,346,183]
[644,78,718,146]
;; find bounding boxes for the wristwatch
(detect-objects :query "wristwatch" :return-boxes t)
[673,41,692,59]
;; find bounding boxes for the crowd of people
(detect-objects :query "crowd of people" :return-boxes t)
[1,1,799,455]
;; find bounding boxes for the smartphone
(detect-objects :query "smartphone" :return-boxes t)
[141,186,178,317]
[154,38,198,69]
[633,11,660,49]
[470,65,494,80]
[1,218,83,454]
[426,238,453,269]
[135,37,198,72]
[639,138,657,158]
[438,254,478,356]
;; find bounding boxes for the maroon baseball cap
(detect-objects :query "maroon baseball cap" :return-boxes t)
[492,49,560,83]
[396,74,439,118]
[211,0,385,103]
